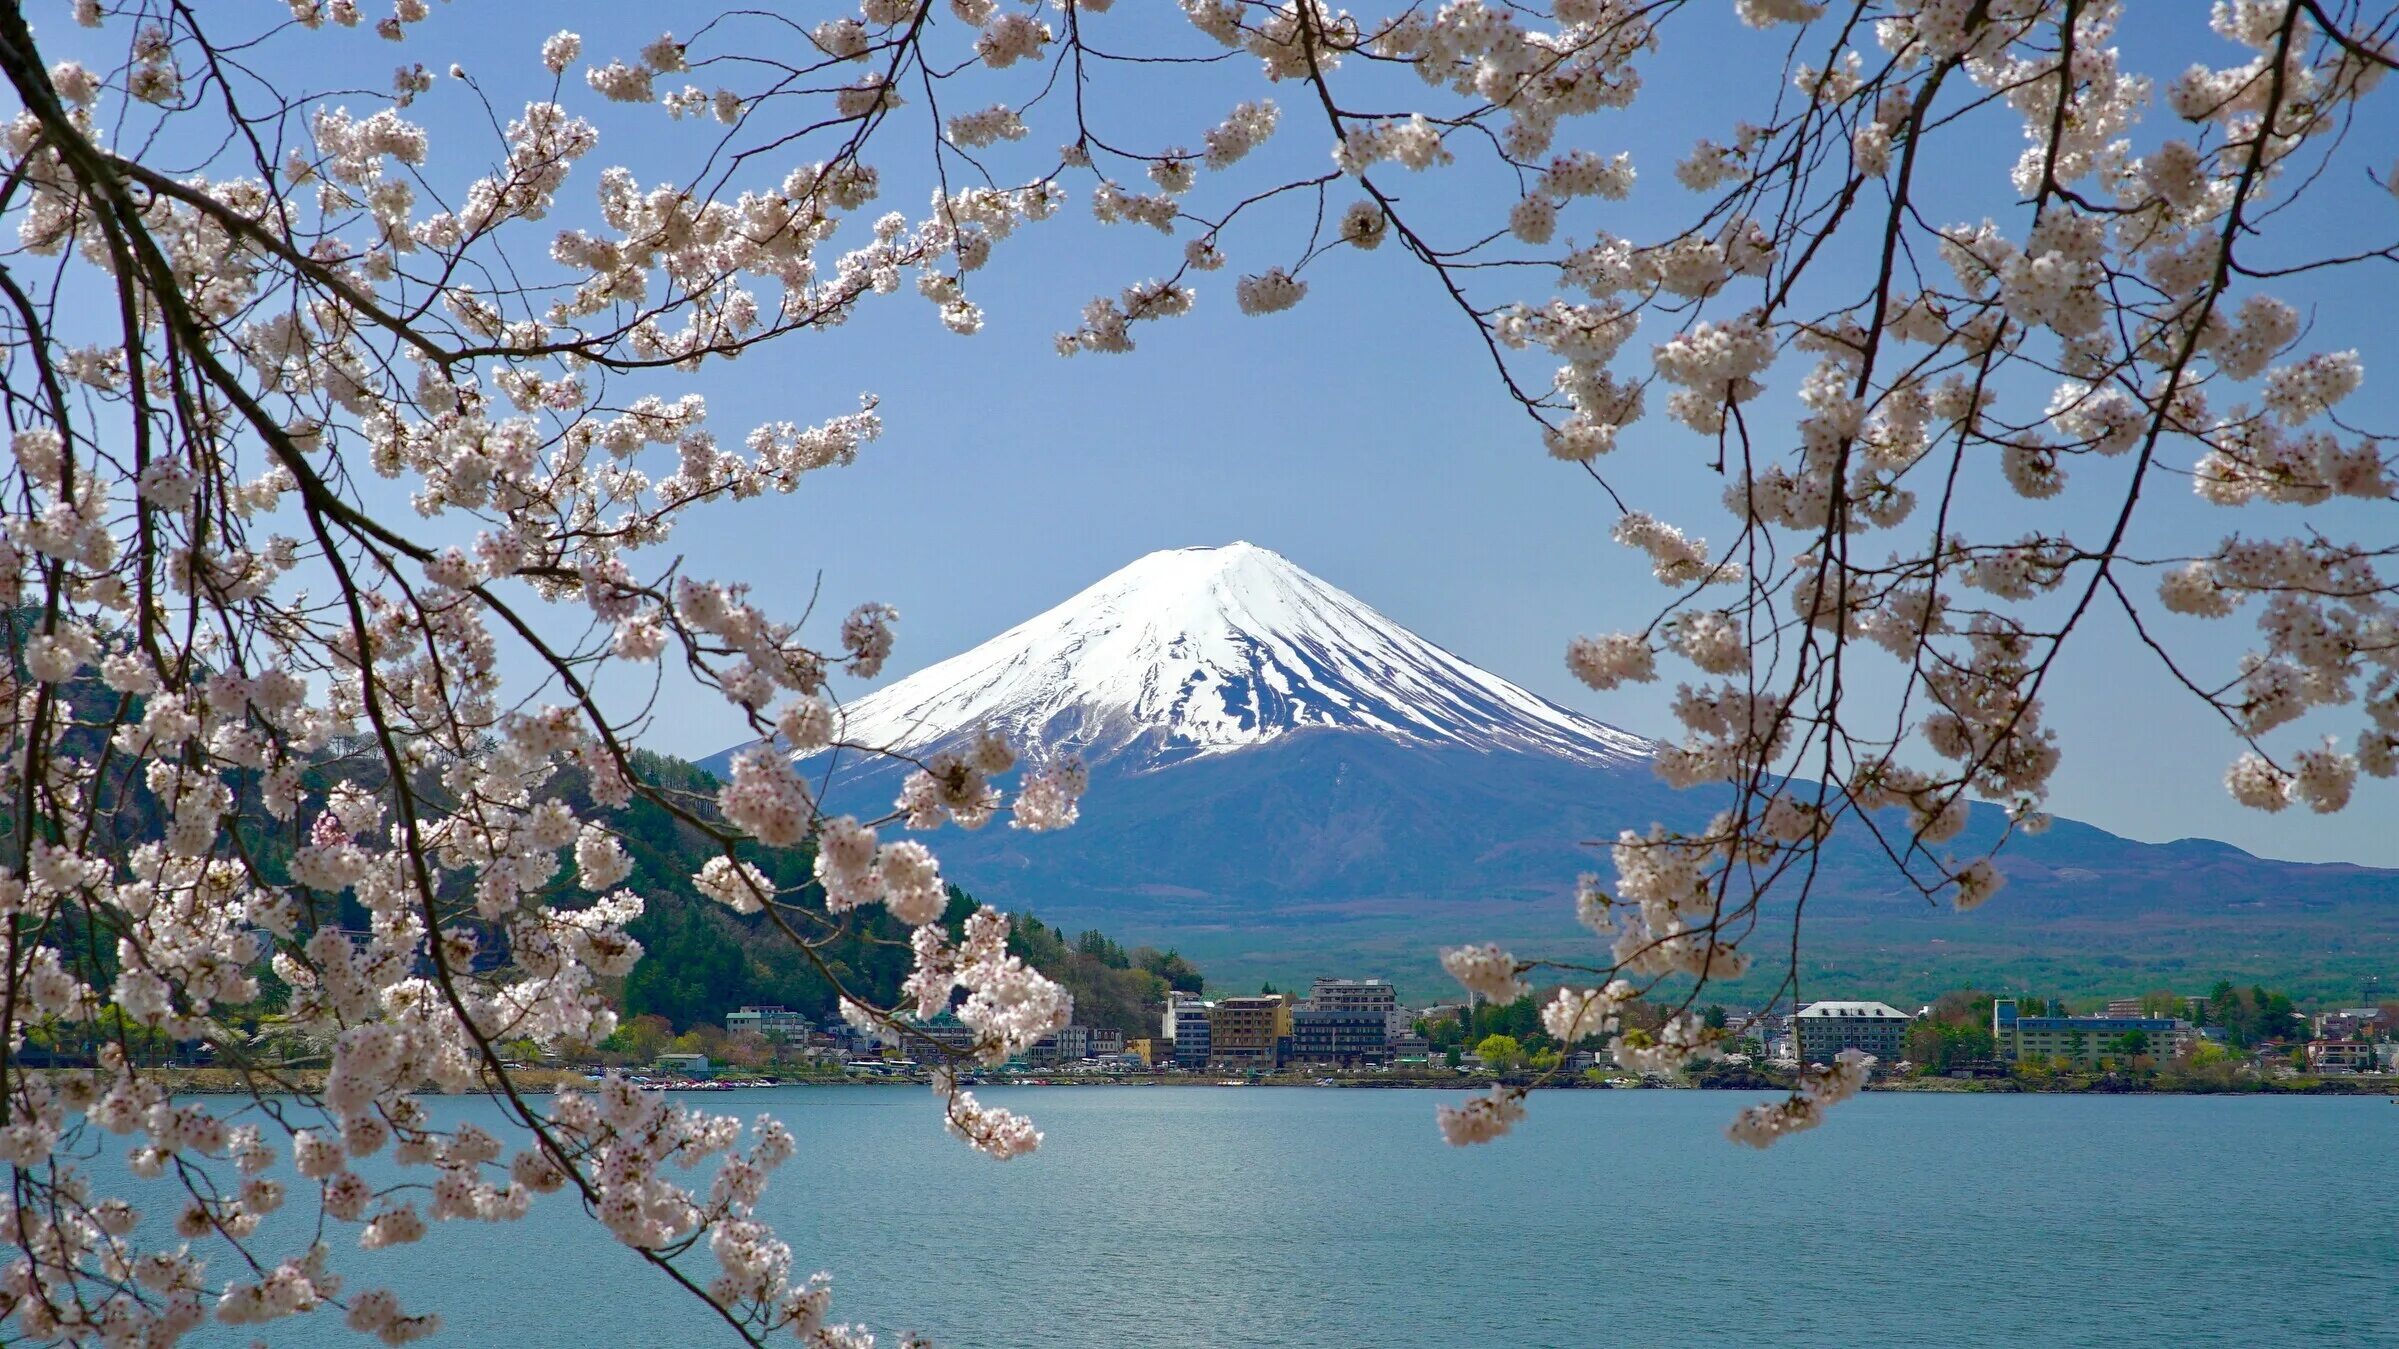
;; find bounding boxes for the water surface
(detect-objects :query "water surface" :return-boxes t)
[228,1087,2397,1347]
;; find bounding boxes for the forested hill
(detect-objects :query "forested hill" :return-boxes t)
[0,634,1196,1042]
[610,753,1204,1039]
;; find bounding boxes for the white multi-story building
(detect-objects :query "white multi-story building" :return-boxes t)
[1163,990,1205,1038]
[1164,992,1213,1069]
[1794,1001,1909,1066]
[724,1006,813,1042]
[1306,977,1398,1016]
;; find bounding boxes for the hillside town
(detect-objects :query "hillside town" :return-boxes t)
[618,976,2399,1089]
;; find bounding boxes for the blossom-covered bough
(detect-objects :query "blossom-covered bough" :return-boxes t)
[0,0,2394,1341]
[1,1,1083,1341]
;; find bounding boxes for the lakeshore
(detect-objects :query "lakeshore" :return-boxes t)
[115,1063,2399,1097]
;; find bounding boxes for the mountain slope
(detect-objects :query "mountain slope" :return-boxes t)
[801,734,2398,1001]
[705,544,2399,1002]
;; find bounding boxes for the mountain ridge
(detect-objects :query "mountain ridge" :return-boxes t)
[699,544,2398,1001]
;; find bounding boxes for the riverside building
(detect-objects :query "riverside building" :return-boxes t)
[723,1006,813,1042]
[1289,1008,1391,1066]
[1991,1000,2194,1068]
[1209,995,1292,1070]
[1164,992,1213,1069]
[1028,1025,1094,1066]
[2306,1040,2375,1073]
[1794,1001,1910,1066]
[902,1013,979,1056]
[1306,977,1398,1016]
[1293,978,1396,1066]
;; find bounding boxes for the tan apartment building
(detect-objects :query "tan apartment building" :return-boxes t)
[1209,995,1292,1070]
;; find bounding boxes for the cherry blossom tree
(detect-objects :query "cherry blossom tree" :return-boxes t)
[3,0,2396,1341]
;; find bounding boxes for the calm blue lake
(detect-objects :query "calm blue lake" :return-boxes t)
[163,1087,2398,1346]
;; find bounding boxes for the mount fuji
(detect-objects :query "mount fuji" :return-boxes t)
[703,543,2398,999]
[825,541,1649,771]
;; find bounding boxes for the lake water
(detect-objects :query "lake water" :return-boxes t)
[174,1087,2397,1347]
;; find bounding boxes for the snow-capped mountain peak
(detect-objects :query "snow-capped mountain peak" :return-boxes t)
[817,542,1649,769]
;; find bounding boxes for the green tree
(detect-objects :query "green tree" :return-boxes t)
[2104,1029,2151,1072]
[619,1014,675,1063]
[1462,994,1545,1048]
[1903,1020,1945,1069]
[1904,1018,1996,1074]
[1421,1017,1466,1051]
[2200,982,2305,1048]
[1475,1034,1525,1074]
[2260,991,2302,1042]
[1702,1004,1728,1030]
[2138,989,2190,1019]
[1134,948,1204,995]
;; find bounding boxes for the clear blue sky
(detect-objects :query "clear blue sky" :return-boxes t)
[58,3,2398,866]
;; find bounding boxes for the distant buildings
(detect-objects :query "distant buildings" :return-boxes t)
[903,1013,980,1056]
[718,975,2395,1083]
[1306,977,1397,1017]
[724,1006,813,1042]
[1418,1002,1469,1027]
[1209,995,1292,1070]
[1028,1025,1094,1066]
[1287,977,1395,1067]
[1741,1009,1796,1064]
[1992,1000,2194,1068]
[2104,997,2204,1020]
[2312,1008,2393,1041]
[693,977,2399,1083]
[2306,1039,2376,1073]
[1165,991,1213,1069]
[820,1023,881,1058]
[2315,1012,2366,1041]
[1290,1008,1389,1066]
[1794,1001,1909,1066]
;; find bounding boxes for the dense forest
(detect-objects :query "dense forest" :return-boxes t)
[1,648,1201,1047]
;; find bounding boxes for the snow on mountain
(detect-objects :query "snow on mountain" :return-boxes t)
[692,544,2399,999]
[817,542,1650,770]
